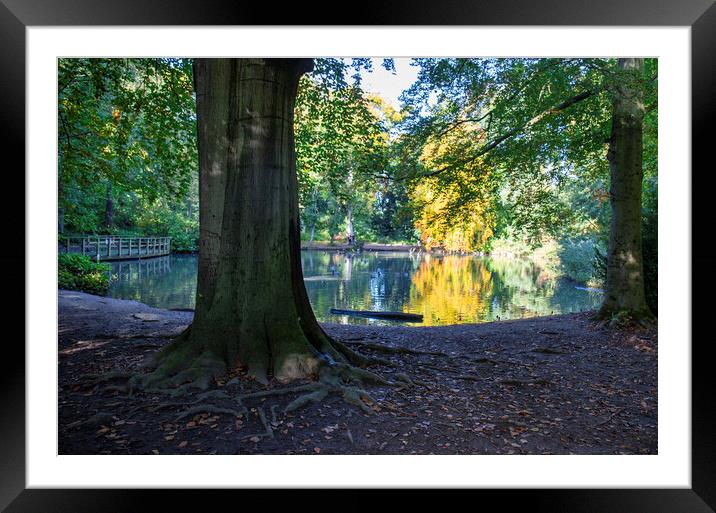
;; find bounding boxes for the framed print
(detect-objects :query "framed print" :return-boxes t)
[2,0,715,511]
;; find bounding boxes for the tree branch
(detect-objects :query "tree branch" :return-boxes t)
[416,89,596,179]
[427,59,578,142]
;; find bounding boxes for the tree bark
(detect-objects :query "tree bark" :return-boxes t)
[599,58,653,321]
[161,58,344,384]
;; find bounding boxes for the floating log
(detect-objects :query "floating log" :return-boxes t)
[329,308,423,322]
[574,286,604,292]
[303,275,343,281]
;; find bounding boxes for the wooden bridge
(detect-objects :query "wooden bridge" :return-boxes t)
[59,236,171,261]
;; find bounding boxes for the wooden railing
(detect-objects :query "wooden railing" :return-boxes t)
[59,236,171,261]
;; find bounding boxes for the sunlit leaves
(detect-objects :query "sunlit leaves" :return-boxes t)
[58,58,197,234]
[294,62,389,240]
[399,57,658,244]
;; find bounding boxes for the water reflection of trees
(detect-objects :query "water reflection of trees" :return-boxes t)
[302,251,420,323]
[108,255,197,309]
[487,258,557,320]
[410,255,494,325]
[107,251,602,325]
[409,256,602,325]
[487,258,602,319]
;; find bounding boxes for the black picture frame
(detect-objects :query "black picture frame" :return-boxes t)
[2,1,714,511]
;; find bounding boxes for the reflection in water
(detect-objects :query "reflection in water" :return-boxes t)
[107,251,603,326]
[409,255,495,325]
[107,255,197,310]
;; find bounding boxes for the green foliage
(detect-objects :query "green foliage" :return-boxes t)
[57,57,658,314]
[58,254,112,295]
[370,180,416,242]
[295,66,411,244]
[60,57,413,249]
[558,235,599,285]
[58,58,198,238]
[167,231,198,253]
[399,57,657,308]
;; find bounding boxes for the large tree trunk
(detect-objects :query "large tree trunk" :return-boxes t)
[156,58,348,385]
[599,58,653,321]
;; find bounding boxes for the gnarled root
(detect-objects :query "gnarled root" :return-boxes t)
[232,361,398,418]
[124,335,225,396]
[82,328,414,430]
[330,339,393,368]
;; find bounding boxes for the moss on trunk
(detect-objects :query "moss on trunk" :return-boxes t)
[598,58,654,322]
[140,58,366,389]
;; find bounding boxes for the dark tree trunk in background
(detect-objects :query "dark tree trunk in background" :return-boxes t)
[104,182,114,229]
[58,208,65,234]
[155,58,350,385]
[599,58,653,321]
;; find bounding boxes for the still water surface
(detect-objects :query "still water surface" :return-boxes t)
[107,251,602,326]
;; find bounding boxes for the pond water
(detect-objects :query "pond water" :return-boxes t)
[106,250,603,326]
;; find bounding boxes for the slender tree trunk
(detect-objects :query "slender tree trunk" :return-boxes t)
[308,191,318,244]
[599,58,653,321]
[346,206,354,240]
[162,58,345,384]
[345,167,355,243]
[58,156,65,234]
[104,181,114,229]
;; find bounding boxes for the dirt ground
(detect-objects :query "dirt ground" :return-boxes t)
[58,290,657,455]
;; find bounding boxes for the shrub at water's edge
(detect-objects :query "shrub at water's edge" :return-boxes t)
[58,254,112,295]
[558,236,601,286]
[489,236,602,287]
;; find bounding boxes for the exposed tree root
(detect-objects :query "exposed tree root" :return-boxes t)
[66,411,115,430]
[531,347,568,355]
[125,342,225,397]
[284,387,329,413]
[342,340,447,357]
[331,339,393,367]
[82,328,413,425]
[593,309,656,329]
[241,405,275,441]
[497,378,551,386]
[79,370,134,385]
[224,362,398,417]
[469,356,533,368]
[175,404,248,422]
